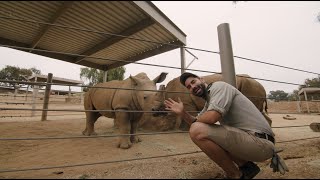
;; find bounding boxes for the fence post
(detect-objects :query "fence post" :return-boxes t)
[13,84,18,100]
[41,73,52,121]
[217,23,236,87]
[297,97,301,113]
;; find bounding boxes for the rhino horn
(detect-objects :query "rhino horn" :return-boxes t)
[153,72,168,84]
[159,84,166,90]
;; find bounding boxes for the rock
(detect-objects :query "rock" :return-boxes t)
[309,123,320,132]
[283,115,296,120]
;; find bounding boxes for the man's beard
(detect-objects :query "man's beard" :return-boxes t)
[192,83,207,98]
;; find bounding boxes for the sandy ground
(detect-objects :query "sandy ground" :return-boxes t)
[0,101,320,179]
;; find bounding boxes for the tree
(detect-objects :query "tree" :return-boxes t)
[80,66,126,91]
[287,90,299,101]
[268,90,289,101]
[0,65,41,87]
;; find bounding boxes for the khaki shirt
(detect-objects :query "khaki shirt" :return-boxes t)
[198,81,274,136]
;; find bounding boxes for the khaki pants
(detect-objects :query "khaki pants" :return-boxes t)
[207,124,275,162]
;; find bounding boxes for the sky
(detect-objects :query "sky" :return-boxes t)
[1,1,320,93]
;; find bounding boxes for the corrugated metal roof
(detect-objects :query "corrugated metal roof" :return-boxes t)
[298,88,320,95]
[0,1,186,70]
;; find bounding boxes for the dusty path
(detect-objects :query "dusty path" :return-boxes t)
[0,112,319,179]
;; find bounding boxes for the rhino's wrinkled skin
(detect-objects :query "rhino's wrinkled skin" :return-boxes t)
[142,74,271,131]
[83,72,167,149]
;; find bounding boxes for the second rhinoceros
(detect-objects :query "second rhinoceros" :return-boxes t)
[141,73,271,131]
[83,72,167,149]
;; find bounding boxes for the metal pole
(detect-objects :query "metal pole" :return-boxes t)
[103,70,108,82]
[68,86,71,99]
[41,73,52,121]
[180,47,186,74]
[217,23,236,87]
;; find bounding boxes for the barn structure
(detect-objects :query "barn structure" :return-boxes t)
[298,87,320,113]
[0,1,188,80]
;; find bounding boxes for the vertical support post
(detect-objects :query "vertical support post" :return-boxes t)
[180,47,186,74]
[103,70,108,82]
[25,85,29,101]
[297,96,301,113]
[80,84,84,104]
[68,86,71,99]
[41,73,52,121]
[31,76,38,117]
[80,92,84,104]
[14,84,18,100]
[217,23,236,87]
[304,90,310,113]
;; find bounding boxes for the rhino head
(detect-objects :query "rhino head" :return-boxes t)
[151,84,169,117]
[129,72,168,112]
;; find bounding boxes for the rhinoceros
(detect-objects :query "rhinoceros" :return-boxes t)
[140,73,271,131]
[83,72,167,149]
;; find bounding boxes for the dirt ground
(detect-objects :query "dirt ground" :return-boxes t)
[0,102,320,179]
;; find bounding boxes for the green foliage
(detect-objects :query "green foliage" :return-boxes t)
[80,66,126,91]
[287,90,299,101]
[107,66,125,82]
[0,65,41,87]
[299,76,320,90]
[268,90,289,101]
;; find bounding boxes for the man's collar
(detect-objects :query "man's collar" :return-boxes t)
[206,82,213,93]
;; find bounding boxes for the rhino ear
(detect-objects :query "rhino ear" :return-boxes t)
[153,72,168,84]
[130,75,141,86]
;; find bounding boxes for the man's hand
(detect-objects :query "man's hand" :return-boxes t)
[164,98,184,116]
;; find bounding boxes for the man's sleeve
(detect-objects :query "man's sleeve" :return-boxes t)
[206,82,236,116]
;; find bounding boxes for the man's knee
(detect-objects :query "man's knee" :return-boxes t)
[189,122,208,141]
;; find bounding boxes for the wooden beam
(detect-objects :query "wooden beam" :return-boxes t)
[74,18,155,64]
[29,1,74,52]
[106,41,182,70]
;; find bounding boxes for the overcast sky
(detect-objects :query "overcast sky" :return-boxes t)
[1,1,319,93]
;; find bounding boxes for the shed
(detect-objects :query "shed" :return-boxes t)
[28,74,83,96]
[0,1,187,80]
[298,87,320,113]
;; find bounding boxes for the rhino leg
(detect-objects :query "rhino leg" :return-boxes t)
[82,111,100,136]
[174,116,182,129]
[130,119,142,143]
[116,111,132,149]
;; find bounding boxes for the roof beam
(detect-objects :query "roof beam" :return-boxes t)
[29,1,74,52]
[0,37,30,50]
[73,17,155,64]
[133,1,187,45]
[106,41,182,70]
[0,37,104,70]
